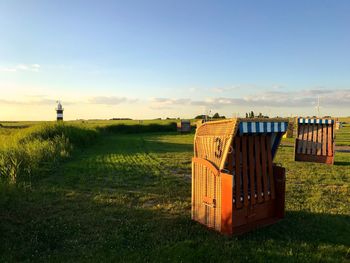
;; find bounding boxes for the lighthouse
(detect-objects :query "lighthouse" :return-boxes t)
[56,101,64,121]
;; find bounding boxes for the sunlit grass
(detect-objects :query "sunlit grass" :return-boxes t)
[0,121,349,262]
[0,131,349,261]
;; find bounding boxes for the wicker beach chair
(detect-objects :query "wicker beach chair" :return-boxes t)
[192,118,288,235]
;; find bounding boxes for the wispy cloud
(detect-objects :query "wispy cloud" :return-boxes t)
[150,98,191,109]
[242,89,350,107]
[88,96,138,105]
[0,98,56,105]
[0,95,139,107]
[0,64,41,73]
[211,86,241,93]
[150,89,350,109]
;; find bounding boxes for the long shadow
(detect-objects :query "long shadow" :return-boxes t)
[78,133,194,155]
[334,161,350,166]
[35,133,193,199]
[240,211,350,246]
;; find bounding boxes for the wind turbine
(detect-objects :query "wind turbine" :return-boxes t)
[316,96,320,117]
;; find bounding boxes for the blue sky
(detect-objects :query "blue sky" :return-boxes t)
[0,0,349,120]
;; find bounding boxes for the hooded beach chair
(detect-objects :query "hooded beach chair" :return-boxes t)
[294,117,335,164]
[192,118,288,235]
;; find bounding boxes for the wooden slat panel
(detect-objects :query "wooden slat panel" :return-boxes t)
[312,124,317,155]
[248,136,256,205]
[254,136,263,203]
[298,123,303,139]
[242,135,249,207]
[307,124,313,155]
[205,166,208,225]
[260,135,269,201]
[234,137,242,209]
[317,124,322,156]
[266,136,275,199]
[297,124,304,154]
[302,124,308,154]
[322,124,327,156]
[327,124,333,157]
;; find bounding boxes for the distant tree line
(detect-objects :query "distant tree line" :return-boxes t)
[110,118,133,120]
[245,111,269,118]
[194,113,226,120]
[153,117,180,120]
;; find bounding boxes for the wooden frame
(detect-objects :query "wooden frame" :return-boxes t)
[294,118,335,164]
[192,118,288,235]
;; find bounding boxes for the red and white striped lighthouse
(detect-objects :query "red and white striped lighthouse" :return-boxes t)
[56,101,64,121]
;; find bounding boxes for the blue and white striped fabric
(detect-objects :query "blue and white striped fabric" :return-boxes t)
[239,121,288,134]
[298,118,334,124]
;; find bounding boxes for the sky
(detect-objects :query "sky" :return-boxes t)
[0,0,349,120]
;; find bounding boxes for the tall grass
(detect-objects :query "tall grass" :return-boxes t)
[0,123,97,184]
[0,121,179,185]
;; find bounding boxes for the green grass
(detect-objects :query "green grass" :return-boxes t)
[335,123,350,146]
[0,121,182,185]
[0,129,349,262]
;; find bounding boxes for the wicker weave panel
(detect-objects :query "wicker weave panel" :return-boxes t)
[191,159,221,231]
[194,119,237,169]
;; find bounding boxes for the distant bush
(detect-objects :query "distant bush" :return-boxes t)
[110,118,132,120]
[21,122,97,148]
[101,122,177,134]
[195,115,209,119]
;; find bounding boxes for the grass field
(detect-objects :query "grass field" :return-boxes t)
[0,121,349,262]
[336,123,350,146]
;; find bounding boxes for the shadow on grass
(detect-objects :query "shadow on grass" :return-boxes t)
[243,211,350,245]
[334,161,350,166]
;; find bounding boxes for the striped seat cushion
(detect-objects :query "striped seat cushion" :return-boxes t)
[298,118,334,124]
[239,121,288,134]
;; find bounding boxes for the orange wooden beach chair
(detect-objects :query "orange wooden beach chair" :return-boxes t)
[192,118,288,235]
[294,118,335,164]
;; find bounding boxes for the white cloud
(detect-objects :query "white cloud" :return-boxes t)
[0,64,41,72]
[150,98,191,109]
[211,86,240,93]
[0,95,140,107]
[0,67,17,72]
[150,89,350,109]
[88,96,138,105]
[0,97,71,106]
